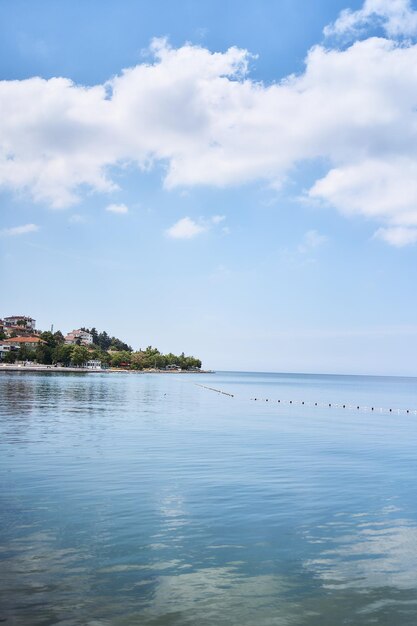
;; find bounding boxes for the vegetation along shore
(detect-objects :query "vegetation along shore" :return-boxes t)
[0,316,203,372]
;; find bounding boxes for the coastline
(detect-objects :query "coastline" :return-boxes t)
[0,364,214,374]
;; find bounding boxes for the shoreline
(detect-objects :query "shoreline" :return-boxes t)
[0,364,214,374]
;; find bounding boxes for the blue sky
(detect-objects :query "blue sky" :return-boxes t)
[2,0,417,375]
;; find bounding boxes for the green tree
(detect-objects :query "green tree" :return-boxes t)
[71,345,89,367]
[110,337,132,352]
[109,351,132,367]
[52,344,73,366]
[3,350,17,363]
[130,352,145,370]
[90,327,99,344]
[53,330,65,345]
[97,331,111,351]
[40,331,58,348]
[17,345,31,361]
[35,343,52,364]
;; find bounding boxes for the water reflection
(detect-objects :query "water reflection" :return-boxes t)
[2,372,417,625]
[304,508,417,590]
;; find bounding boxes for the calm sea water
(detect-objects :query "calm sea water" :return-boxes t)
[1,370,417,625]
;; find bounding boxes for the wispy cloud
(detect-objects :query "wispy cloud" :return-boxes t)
[297,230,327,254]
[166,215,226,240]
[0,223,39,237]
[374,226,417,247]
[69,213,87,224]
[105,203,129,214]
[279,229,327,268]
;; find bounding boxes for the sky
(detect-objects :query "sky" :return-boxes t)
[2,0,417,375]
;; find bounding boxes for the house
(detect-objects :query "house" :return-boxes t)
[3,337,46,350]
[64,329,93,346]
[0,343,18,360]
[4,325,36,338]
[3,316,36,331]
[0,336,45,360]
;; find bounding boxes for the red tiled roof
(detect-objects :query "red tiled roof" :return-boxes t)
[3,336,46,344]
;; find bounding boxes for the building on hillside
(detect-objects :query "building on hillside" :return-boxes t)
[0,343,18,360]
[0,337,46,360]
[3,337,47,350]
[4,325,36,338]
[3,316,36,331]
[64,329,93,346]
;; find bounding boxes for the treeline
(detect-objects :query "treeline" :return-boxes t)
[3,329,201,370]
[80,328,132,352]
[2,331,94,366]
[108,346,202,370]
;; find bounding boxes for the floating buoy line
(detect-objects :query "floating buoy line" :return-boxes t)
[195,383,234,398]
[195,384,417,415]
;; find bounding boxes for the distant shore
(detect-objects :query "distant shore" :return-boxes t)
[0,364,213,374]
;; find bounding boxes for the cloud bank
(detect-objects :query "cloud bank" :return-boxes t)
[2,2,417,243]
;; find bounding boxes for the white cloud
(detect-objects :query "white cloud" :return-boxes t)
[297,230,327,254]
[166,217,207,239]
[105,203,129,214]
[324,0,417,38]
[69,213,86,223]
[0,223,39,236]
[3,15,417,244]
[309,159,417,224]
[166,214,226,239]
[374,226,417,246]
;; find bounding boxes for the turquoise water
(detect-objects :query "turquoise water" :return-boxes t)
[1,370,417,625]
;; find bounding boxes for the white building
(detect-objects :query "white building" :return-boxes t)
[0,343,17,360]
[85,359,102,370]
[3,316,36,331]
[64,329,93,346]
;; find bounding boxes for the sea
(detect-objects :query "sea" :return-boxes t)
[1,370,417,625]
